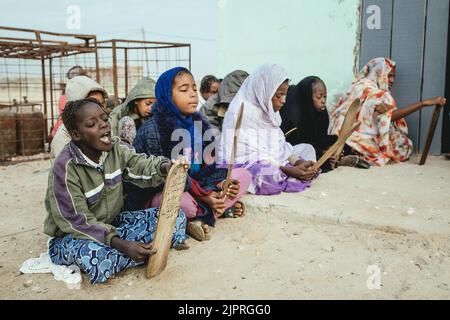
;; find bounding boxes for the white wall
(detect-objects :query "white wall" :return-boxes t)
[217,0,360,107]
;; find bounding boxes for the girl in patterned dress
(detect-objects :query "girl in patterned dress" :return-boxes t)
[329,57,446,166]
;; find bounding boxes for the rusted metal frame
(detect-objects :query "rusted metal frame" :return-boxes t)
[49,58,55,131]
[0,40,96,49]
[0,45,51,57]
[0,25,96,40]
[1,51,63,59]
[54,50,96,59]
[0,43,96,59]
[93,36,100,83]
[117,45,189,50]
[35,31,48,142]
[124,48,128,95]
[112,40,119,101]
[5,48,98,61]
[94,44,190,50]
[0,37,70,46]
[188,44,191,70]
[96,38,189,47]
[0,45,34,53]
[0,40,73,47]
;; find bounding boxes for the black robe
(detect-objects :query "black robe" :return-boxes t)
[280,76,337,172]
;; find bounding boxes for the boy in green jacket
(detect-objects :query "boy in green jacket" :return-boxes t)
[44,98,188,284]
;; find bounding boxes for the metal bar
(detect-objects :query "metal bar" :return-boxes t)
[141,28,150,77]
[35,31,48,142]
[112,40,118,100]
[49,58,55,130]
[0,40,89,48]
[0,44,96,59]
[124,48,128,95]
[42,50,96,59]
[94,44,190,50]
[0,41,96,48]
[0,47,96,56]
[94,36,100,83]
[49,58,54,131]
[0,25,96,39]
[188,44,191,70]
[0,37,69,45]
[96,39,190,46]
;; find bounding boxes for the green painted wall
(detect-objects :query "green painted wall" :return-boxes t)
[217,0,360,107]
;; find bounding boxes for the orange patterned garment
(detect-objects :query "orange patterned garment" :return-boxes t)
[328,57,412,166]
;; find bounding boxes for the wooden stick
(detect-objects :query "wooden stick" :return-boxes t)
[146,160,188,279]
[419,104,443,166]
[312,121,361,171]
[221,103,244,198]
[284,127,298,138]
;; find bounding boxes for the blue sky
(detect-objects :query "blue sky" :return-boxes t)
[0,0,218,80]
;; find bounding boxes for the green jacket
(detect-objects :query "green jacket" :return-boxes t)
[109,78,156,137]
[44,137,170,246]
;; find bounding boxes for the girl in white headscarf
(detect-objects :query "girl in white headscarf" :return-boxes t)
[216,64,319,195]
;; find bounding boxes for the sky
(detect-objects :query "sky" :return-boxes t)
[0,0,218,80]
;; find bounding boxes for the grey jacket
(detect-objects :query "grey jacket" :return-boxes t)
[200,70,249,130]
[45,137,170,245]
[109,78,156,137]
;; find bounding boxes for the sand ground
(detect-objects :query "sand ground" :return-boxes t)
[1,155,450,299]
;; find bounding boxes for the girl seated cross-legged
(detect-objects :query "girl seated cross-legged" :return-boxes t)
[131,67,251,242]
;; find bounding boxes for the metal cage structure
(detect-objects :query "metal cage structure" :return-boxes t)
[96,39,191,102]
[0,26,191,160]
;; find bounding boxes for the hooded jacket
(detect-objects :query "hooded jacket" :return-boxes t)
[200,70,249,130]
[109,78,156,137]
[50,76,108,158]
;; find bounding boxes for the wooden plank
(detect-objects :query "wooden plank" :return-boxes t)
[420,0,450,154]
[419,105,443,165]
[360,0,394,69]
[146,160,188,279]
[312,121,361,171]
[390,0,426,153]
[333,98,361,158]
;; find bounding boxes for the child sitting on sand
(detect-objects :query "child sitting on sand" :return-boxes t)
[131,67,251,241]
[44,98,188,284]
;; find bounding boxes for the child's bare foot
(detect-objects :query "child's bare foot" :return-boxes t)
[232,202,243,217]
[202,223,211,241]
[174,240,190,251]
[220,202,246,218]
[339,155,370,169]
[187,221,212,241]
[232,201,245,218]
[202,223,210,233]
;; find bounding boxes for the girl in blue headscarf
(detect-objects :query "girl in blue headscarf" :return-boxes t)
[131,67,251,241]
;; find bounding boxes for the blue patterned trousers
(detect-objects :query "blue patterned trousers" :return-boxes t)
[48,208,187,284]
